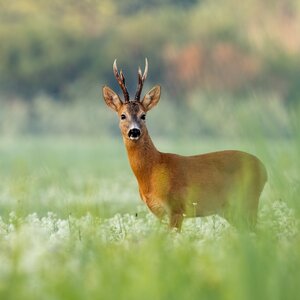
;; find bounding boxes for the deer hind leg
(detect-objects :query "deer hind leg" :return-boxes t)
[226,165,266,231]
[222,192,259,231]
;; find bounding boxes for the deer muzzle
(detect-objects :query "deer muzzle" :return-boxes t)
[128,128,141,140]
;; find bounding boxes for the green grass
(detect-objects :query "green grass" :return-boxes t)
[0,135,299,300]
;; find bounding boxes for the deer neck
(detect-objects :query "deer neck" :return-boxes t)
[123,129,160,184]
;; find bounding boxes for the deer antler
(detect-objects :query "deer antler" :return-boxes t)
[135,58,148,101]
[113,59,130,103]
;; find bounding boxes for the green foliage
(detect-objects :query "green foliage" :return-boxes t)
[0,2,300,296]
[0,134,299,299]
[0,92,295,138]
[0,0,300,104]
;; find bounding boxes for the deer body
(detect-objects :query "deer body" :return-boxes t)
[102,59,267,231]
[124,128,267,229]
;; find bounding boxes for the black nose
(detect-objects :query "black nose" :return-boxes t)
[128,128,141,138]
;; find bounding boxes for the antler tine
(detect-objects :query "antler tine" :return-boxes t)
[134,58,148,101]
[113,59,130,103]
[120,70,125,83]
[143,57,148,80]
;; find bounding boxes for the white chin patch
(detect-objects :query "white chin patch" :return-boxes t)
[129,136,140,141]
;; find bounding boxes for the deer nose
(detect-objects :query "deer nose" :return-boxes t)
[128,128,141,139]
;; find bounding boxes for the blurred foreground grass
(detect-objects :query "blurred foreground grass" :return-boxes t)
[0,134,299,299]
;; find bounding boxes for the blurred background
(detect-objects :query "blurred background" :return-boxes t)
[1,3,300,299]
[0,0,299,139]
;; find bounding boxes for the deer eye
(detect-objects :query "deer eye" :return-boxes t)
[120,114,126,120]
[141,114,146,120]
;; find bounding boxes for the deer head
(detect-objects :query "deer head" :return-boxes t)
[102,59,161,141]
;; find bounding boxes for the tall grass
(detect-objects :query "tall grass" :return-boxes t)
[0,97,299,299]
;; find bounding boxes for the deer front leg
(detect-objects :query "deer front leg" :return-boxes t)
[146,199,167,222]
[169,213,184,232]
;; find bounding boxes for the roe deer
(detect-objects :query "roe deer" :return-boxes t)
[102,59,267,231]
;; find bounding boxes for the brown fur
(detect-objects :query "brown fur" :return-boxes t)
[124,128,267,230]
[102,70,267,232]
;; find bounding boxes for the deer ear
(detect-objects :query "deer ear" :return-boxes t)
[141,85,161,111]
[102,86,123,112]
